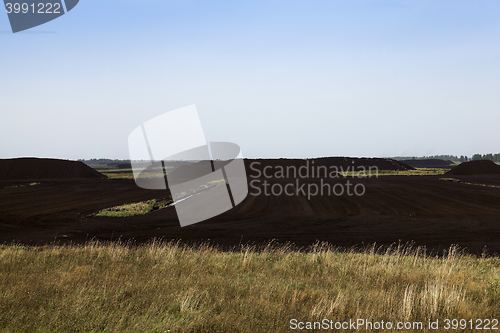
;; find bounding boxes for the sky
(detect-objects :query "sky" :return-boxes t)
[1,0,499,160]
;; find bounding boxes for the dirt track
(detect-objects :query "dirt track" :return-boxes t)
[1,173,499,254]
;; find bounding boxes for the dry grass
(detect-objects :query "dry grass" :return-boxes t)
[0,241,499,332]
[371,168,449,176]
[94,200,157,217]
[97,166,449,180]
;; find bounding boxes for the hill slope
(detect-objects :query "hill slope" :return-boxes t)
[0,158,107,180]
[401,159,454,168]
[445,160,500,175]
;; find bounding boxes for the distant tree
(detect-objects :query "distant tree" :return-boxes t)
[472,154,483,161]
[460,156,465,162]
[389,155,465,162]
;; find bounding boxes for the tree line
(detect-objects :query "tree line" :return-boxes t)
[392,154,500,163]
[468,153,500,162]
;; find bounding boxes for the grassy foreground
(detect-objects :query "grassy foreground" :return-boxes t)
[0,241,499,332]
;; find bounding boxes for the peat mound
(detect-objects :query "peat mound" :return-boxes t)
[117,162,142,169]
[445,160,500,176]
[401,159,454,168]
[316,157,414,171]
[0,158,107,180]
[244,159,326,178]
[244,157,413,178]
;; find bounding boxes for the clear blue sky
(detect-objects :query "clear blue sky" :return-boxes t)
[1,0,499,159]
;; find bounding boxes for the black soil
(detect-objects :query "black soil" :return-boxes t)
[0,158,107,180]
[445,160,500,175]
